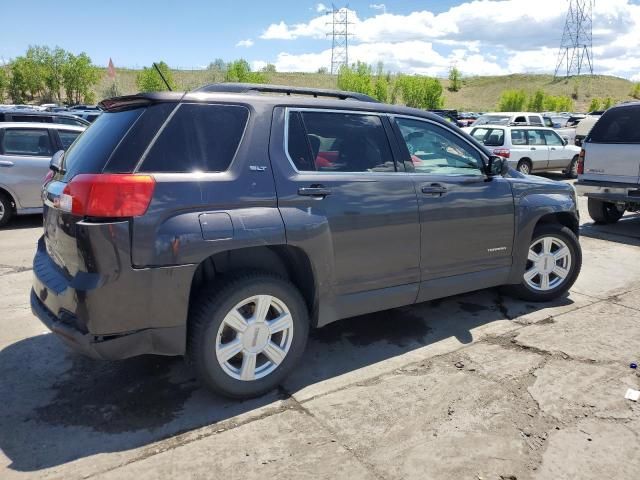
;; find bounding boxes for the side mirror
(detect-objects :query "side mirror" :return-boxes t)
[562,138,569,146]
[487,155,509,177]
[49,150,65,174]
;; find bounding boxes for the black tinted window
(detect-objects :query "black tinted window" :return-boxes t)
[58,130,81,149]
[62,108,143,180]
[140,104,248,173]
[56,116,86,126]
[589,106,640,144]
[287,111,395,172]
[1,128,53,156]
[12,115,48,123]
[528,116,543,125]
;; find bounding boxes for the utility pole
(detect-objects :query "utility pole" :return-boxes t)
[326,5,353,75]
[554,0,594,77]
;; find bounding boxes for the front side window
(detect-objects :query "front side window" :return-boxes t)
[542,130,563,146]
[286,110,396,173]
[1,128,52,156]
[396,117,484,176]
[140,104,249,173]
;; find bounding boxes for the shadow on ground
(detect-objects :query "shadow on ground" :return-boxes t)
[580,214,640,246]
[3,214,42,231]
[0,288,574,473]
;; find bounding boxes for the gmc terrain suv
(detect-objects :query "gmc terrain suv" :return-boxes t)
[576,102,640,223]
[32,84,582,398]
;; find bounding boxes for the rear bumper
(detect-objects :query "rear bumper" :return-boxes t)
[575,180,640,203]
[31,289,186,359]
[31,228,196,359]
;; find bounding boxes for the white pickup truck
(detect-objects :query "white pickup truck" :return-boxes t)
[575,102,640,224]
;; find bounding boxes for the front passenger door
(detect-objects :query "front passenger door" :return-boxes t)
[391,117,515,301]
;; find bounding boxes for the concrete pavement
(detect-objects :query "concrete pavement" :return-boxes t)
[1,186,639,480]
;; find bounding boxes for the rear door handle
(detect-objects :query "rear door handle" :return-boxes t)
[421,184,448,196]
[298,185,331,198]
[0,160,14,167]
[550,147,557,151]
[530,147,537,151]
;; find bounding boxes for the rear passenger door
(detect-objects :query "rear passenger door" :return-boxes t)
[526,130,550,170]
[272,108,421,315]
[0,127,54,208]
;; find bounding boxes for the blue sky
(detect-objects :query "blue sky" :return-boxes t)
[2,0,640,79]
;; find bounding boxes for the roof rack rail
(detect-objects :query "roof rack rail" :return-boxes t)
[194,83,379,103]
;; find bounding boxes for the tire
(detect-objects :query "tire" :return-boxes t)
[0,192,14,228]
[587,198,624,224]
[188,272,309,399]
[506,223,582,302]
[517,159,532,175]
[565,155,579,179]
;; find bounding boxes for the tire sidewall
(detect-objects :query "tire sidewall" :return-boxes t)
[0,194,13,227]
[517,160,531,175]
[191,275,309,398]
[518,225,582,301]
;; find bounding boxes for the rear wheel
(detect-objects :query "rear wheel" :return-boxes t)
[0,193,14,228]
[517,159,532,175]
[506,224,581,302]
[587,198,624,224]
[565,155,579,179]
[188,272,309,399]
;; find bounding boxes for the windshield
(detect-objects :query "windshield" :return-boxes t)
[471,115,510,127]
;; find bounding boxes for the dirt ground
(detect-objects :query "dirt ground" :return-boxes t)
[1,180,639,479]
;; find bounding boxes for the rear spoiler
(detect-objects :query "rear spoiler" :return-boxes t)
[99,92,185,112]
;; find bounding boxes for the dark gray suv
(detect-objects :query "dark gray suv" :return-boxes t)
[31,84,582,398]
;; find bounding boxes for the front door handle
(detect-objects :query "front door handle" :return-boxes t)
[421,184,448,196]
[0,160,14,167]
[550,147,557,151]
[530,147,537,151]
[298,185,331,198]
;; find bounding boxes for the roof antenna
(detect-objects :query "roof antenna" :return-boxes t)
[152,62,173,91]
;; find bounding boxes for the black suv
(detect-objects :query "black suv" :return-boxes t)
[32,84,582,398]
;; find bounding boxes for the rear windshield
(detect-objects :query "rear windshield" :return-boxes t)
[472,115,510,126]
[470,127,505,146]
[61,108,143,180]
[588,106,640,144]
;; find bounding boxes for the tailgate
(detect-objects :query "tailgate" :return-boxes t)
[583,142,640,184]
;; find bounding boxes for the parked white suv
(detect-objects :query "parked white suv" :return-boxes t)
[576,102,640,224]
[470,125,581,177]
[0,122,85,226]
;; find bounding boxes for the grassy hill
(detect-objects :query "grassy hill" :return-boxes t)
[98,69,636,113]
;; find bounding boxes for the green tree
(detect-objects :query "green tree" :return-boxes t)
[396,75,443,109]
[603,97,614,109]
[8,54,45,102]
[62,53,100,103]
[0,67,7,101]
[337,61,374,95]
[448,66,462,92]
[632,83,640,100]
[261,63,277,73]
[136,61,177,92]
[497,89,526,111]
[225,59,265,83]
[588,98,601,112]
[34,46,68,102]
[554,95,574,112]
[543,95,558,111]
[527,90,545,112]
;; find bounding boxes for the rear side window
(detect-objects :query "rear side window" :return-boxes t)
[62,108,144,180]
[511,129,527,145]
[471,127,504,146]
[56,116,86,127]
[588,106,640,144]
[12,115,49,123]
[528,116,543,126]
[1,128,53,156]
[58,130,81,149]
[139,104,249,173]
[286,110,395,172]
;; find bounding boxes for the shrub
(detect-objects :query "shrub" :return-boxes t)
[497,89,526,111]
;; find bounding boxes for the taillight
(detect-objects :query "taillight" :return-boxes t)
[42,170,54,186]
[60,174,155,217]
[577,149,585,175]
[492,148,510,158]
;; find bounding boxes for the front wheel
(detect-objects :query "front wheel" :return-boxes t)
[0,193,14,228]
[506,224,582,302]
[587,198,624,224]
[188,272,309,399]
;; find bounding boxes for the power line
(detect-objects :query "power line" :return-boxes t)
[554,0,594,77]
[326,5,353,74]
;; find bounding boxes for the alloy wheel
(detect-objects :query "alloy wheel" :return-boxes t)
[215,295,294,381]
[524,236,572,291]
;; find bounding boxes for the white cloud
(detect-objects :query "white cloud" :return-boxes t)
[235,39,254,48]
[369,3,386,13]
[259,0,640,79]
[316,3,328,13]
